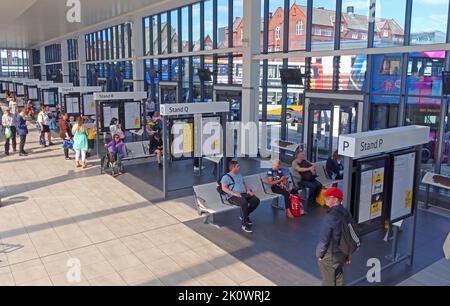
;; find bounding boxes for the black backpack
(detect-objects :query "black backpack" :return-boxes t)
[333,208,361,256]
[217,174,235,196]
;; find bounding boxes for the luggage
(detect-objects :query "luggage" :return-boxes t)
[63,139,73,149]
[331,209,361,256]
[316,189,327,206]
[289,194,302,217]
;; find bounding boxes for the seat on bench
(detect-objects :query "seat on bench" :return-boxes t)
[244,174,281,204]
[315,161,342,188]
[193,183,240,226]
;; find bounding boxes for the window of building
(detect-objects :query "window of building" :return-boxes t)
[383,30,389,38]
[352,32,358,39]
[325,29,333,37]
[296,20,304,36]
[314,27,321,36]
[275,26,281,41]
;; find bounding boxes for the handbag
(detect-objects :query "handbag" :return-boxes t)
[63,139,73,149]
[289,195,302,217]
[4,127,12,139]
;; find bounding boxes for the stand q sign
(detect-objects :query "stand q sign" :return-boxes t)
[338,126,430,159]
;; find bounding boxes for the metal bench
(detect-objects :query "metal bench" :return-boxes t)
[193,183,239,226]
[101,141,155,175]
[193,173,284,227]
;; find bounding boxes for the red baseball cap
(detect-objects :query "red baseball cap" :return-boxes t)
[323,187,344,201]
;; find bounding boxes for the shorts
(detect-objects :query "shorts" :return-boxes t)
[42,125,50,133]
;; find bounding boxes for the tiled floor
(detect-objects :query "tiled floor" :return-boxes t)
[398,258,450,286]
[0,126,274,286]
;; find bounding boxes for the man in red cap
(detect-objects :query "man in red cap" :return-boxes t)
[316,187,352,286]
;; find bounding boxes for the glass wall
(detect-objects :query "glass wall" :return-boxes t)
[340,0,369,50]
[374,0,406,47]
[410,0,449,45]
[311,0,336,51]
[0,49,29,78]
[85,23,133,91]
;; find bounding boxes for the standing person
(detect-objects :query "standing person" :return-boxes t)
[87,124,97,158]
[326,150,344,180]
[8,97,18,117]
[316,187,352,286]
[68,115,76,129]
[109,118,125,140]
[291,151,323,211]
[221,160,261,233]
[149,133,163,167]
[72,117,89,168]
[58,113,73,160]
[37,106,54,146]
[267,159,295,219]
[16,109,29,156]
[2,108,17,155]
[145,98,157,118]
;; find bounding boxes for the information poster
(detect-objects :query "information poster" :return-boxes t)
[43,91,56,106]
[356,158,387,225]
[103,106,119,131]
[16,85,25,96]
[201,117,221,156]
[83,94,96,116]
[390,152,416,221]
[124,102,141,130]
[28,87,38,100]
[66,97,80,114]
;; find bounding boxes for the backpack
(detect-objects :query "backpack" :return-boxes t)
[332,208,361,256]
[217,174,235,197]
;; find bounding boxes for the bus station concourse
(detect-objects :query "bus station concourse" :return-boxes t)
[0,0,449,288]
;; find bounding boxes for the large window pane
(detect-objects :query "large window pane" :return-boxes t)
[153,17,159,55]
[171,10,179,53]
[193,4,201,51]
[217,0,229,48]
[407,51,445,99]
[411,0,448,45]
[340,0,369,49]
[205,0,214,50]
[232,0,244,47]
[144,17,151,56]
[310,56,333,90]
[370,95,399,130]
[268,0,284,53]
[371,54,402,96]
[339,55,367,91]
[374,0,405,47]
[161,13,168,54]
[182,7,190,52]
[289,0,308,51]
[311,0,336,51]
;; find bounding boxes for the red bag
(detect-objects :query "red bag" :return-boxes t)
[289,195,302,218]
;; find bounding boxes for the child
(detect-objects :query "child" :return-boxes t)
[87,124,97,158]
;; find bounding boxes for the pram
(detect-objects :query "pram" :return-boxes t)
[101,150,124,176]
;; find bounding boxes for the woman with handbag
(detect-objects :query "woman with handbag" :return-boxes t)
[72,117,89,168]
[1,107,17,156]
[58,113,73,160]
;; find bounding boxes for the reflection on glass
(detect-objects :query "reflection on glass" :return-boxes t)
[161,13,168,54]
[340,0,369,49]
[407,51,445,99]
[411,0,448,45]
[310,56,333,90]
[193,4,201,51]
[205,0,214,50]
[182,7,190,52]
[339,55,367,91]
[371,54,402,97]
[171,10,179,53]
[311,0,336,51]
[217,0,229,48]
[374,0,405,47]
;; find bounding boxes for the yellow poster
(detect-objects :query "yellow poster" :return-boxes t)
[91,100,95,108]
[183,123,193,153]
[134,116,140,128]
[372,168,385,195]
[370,201,383,217]
[405,190,413,209]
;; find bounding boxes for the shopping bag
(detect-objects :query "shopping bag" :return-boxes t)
[63,139,73,149]
[4,127,12,139]
[289,195,302,217]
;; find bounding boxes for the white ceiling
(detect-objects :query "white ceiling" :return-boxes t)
[0,0,185,49]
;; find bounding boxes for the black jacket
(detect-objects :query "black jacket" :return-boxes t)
[316,204,349,258]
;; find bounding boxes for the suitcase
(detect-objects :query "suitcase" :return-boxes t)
[289,195,302,218]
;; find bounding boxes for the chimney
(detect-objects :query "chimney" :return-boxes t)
[347,6,354,14]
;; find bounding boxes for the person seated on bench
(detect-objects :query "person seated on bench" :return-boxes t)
[292,150,323,209]
[221,160,260,233]
[326,150,344,180]
[267,159,296,219]
[106,134,125,174]
[149,133,163,167]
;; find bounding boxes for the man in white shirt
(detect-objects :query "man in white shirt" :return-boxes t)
[1,108,17,155]
[8,99,18,116]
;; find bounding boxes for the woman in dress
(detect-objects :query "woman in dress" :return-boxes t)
[72,117,89,168]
